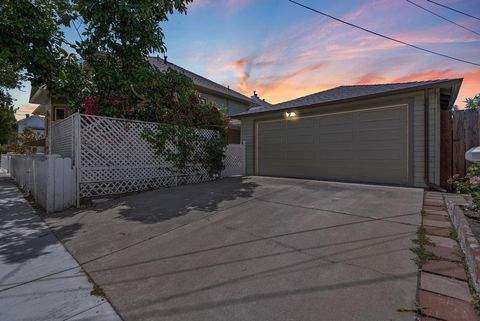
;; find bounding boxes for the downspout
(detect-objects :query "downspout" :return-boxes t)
[424,89,447,192]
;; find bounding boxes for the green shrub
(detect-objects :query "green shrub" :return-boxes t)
[449,163,480,208]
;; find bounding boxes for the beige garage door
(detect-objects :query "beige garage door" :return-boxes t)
[256,105,409,185]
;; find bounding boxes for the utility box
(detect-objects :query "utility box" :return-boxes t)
[466,146,480,162]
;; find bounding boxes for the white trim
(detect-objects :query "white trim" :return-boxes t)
[255,104,410,184]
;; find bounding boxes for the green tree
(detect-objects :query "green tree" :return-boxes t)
[465,93,480,110]
[0,0,193,105]
[0,90,17,145]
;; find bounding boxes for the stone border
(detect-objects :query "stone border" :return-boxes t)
[446,198,480,293]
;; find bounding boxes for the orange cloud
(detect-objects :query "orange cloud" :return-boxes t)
[15,103,39,120]
[355,73,387,85]
[196,0,479,107]
[457,70,480,108]
[230,58,249,69]
[392,69,455,83]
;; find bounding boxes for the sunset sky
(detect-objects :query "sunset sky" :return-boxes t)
[12,0,480,119]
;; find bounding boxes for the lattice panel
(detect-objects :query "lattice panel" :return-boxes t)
[51,115,74,159]
[222,144,245,177]
[78,114,217,198]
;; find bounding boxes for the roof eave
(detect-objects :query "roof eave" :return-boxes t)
[195,84,259,106]
[232,78,464,119]
[447,78,463,109]
[29,86,49,105]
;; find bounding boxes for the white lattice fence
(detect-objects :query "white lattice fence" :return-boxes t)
[222,144,245,177]
[77,114,218,197]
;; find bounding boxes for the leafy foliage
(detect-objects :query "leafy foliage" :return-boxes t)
[0,90,17,145]
[449,163,480,208]
[7,128,44,154]
[1,0,227,176]
[139,68,229,177]
[465,93,480,111]
[0,0,193,99]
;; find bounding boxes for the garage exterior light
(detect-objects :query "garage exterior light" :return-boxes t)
[285,111,297,119]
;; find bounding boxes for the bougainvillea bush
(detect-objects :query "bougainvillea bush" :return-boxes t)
[449,163,480,209]
[77,62,229,178]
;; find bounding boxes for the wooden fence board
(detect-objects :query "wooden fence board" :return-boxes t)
[452,111,465,177]
[465,110,479,169]
[440,111,453,188]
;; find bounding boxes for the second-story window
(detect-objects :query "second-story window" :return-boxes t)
[55,108,65,121]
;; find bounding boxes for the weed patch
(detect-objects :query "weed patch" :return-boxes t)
[410,227,440,267]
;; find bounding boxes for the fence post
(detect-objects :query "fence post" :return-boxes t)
[74,113,81,207]
[242,141,246,176]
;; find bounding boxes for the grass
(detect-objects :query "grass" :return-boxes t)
[410,227,441,267]
[90,283,106,298]
[397,302,427,315]
[86,273,106,298]
[449,227,458,240]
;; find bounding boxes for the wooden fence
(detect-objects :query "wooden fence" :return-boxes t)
[441,110,480,188]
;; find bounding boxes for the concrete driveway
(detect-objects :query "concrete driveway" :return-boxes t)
[44,176,423,321]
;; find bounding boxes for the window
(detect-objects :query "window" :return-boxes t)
[199,97,207,105]
[55,108,65,121]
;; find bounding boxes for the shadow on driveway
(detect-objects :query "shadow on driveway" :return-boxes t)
[42,176,423,321]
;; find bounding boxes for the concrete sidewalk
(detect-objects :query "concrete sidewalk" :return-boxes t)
[0,173,122,321]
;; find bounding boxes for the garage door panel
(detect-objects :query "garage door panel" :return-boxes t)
[356,129,405,141]
[286,118,317,129]
[358,122,404,132]
[318,150,354,160]
[358,107,403,119]
[257,105,409,185]
[317,133,354,143]
[356,151,404,161]
[318,114,353,125]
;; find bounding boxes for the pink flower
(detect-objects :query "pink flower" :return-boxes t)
[469,176,480,185]
[83,96,98,115]
[191,97,199,105]
[109,98,119,105]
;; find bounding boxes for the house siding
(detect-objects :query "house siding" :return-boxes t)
[413,93,425,187]
[240,118,255,175]
[239,90,442,187]
[199,92,251,116]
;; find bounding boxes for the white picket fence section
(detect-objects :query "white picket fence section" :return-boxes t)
[1,154,10,172]
[1,154,75,212]
[51,113,246,202]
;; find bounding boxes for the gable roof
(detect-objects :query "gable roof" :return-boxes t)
[235,78,463,117]
[149,57,257,106]
[17,115,45,130]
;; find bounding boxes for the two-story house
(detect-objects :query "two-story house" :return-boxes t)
[29,57,261,151]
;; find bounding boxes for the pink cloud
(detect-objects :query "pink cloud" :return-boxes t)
[193,0,479,107]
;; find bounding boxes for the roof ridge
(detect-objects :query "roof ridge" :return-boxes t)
[235,78,463,117]
[340,79,454,87]
[148,57,257,105]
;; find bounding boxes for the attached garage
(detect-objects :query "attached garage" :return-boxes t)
[235,79,463,187]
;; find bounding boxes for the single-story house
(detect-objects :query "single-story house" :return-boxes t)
[29,57,260,150]
[233,78,463,188]
[17,114,45,136]
[16,114,46,153]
